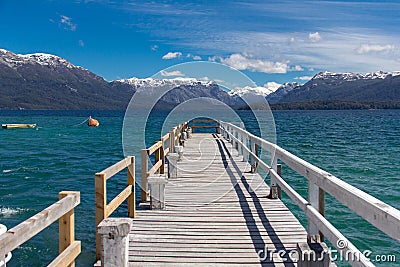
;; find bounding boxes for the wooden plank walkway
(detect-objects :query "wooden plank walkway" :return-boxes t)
[130,133,307,266]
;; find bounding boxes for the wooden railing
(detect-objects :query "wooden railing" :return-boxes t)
[191,119,219,133]
[141,122,188,202]
[95,156,135,260]
[0,191,81,267]
[219,121,400,267]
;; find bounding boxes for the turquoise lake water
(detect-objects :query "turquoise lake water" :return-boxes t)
[0,109,399,266]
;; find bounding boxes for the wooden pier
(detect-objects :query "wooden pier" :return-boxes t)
[130,133,307,266]
[93,119,400,267]
[2,119,400,266]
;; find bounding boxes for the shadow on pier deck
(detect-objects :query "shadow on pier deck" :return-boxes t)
[130,133,307,266]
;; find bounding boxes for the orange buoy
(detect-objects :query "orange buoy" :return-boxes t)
[88,116,99,127]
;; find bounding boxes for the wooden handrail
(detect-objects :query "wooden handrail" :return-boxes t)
[147,141,163,155]
[0,191,80,267]
[97,157,133,180]
[147,159,163,176]
[95,156,135,260]
[141,122,189,202]
[161,133,170,141]
[191,125,218,128]
[191,119,219,133]
[220,121,400,267]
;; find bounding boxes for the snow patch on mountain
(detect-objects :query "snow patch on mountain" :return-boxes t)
[116,77,215,88]
[18,53,75,68]
[228,82,281,97]
[0,48,78,69]
[314,71,400,81]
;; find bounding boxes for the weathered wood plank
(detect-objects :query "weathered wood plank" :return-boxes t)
[48,240,81,267]
[147,159,163,176]
[97,157,131,180]
[148,141,163,155]
[106,185,133,218]
[129,133,306,266]
[0,192,80,255]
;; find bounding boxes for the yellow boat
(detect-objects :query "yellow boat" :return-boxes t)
[2,124,36,129]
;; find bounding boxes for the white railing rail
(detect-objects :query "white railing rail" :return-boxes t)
[219,121,400,267]
[0,224,11,267]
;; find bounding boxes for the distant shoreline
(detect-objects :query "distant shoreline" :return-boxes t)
[1,104,400,113]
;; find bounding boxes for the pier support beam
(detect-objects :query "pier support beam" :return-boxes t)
[98,218,131,267]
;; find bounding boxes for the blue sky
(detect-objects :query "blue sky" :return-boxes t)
[1,0,399,85]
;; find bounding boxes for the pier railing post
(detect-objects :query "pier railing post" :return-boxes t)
[127,156,136,218]
[297,236,331,267]
[155,142,161,174]
[98,218,132,267]
[234,130,239,150]
[270,164,282,199]
[308,182,325,240]
[160,144,165,174]
[243,136,248,162]
[167,153,179,178]
[250,139,259,173]
[229,126,233,144]
[141,149,148,202]
[95,173,106,260]
[169,128,175,153]
[59,191,77,267]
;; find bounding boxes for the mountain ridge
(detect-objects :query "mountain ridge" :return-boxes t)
[1,48,400,110]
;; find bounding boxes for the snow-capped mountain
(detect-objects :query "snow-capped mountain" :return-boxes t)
[113,76,237,109]
[1,48,399,110]
[314,71,400,81]
[266,82,301,104]
[0,49,86,70]
[228,82,281,97]
[277,71,400,104]
[0,48,126,109]
[116,77,215,88]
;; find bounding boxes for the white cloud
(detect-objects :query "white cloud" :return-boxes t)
[295,76,313,81]
[162,52,182,59]
[208,56,218,62]
[356,44,395,54]
[151,45,158,51]
[160,70,185,77]
[291,65,304,71]
[78,40,84,47]
[290,37,296,43]
[60,15,76,31]
[309,32,321,42]
[219,54,289,73]
[186,53,202,60]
